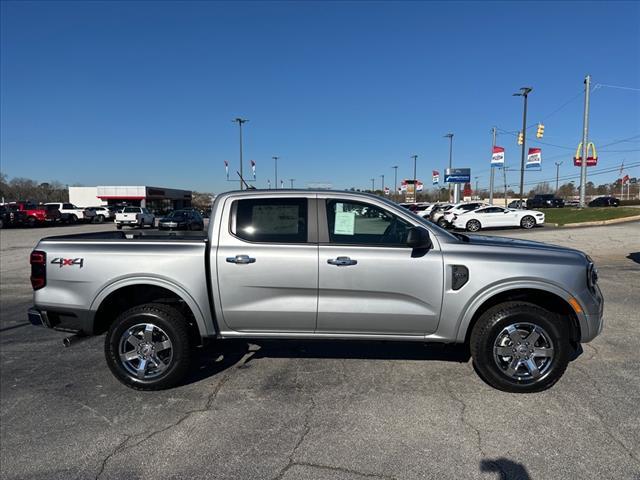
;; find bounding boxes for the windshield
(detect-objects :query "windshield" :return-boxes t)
[166,211,187,219]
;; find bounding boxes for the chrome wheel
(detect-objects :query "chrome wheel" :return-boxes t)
[521,216,535,229]
[493,323,554,381]
[118,323,173,380]
[466,220,481,232]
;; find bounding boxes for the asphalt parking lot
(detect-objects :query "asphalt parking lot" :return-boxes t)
[1,221,639,480]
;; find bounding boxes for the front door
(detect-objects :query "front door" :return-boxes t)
[316,197,444,336]
[216,195,318,332]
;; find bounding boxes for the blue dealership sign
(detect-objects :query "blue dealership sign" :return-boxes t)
[444,168,471,183]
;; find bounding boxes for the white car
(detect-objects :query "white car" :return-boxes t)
[45,202,92,223]
[86,206,114,222]
[115,206,155,229]
[452,206,545,232]
[440,202,488,228]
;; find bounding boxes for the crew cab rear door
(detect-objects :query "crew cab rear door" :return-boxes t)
[216,194,319,332]
[316,195,444,335]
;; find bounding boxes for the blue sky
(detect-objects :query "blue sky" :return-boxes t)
[1,1,639,193]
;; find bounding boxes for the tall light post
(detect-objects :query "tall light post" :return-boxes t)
[391,165,398,199]
[233,118,248,190]
[272,156,279,189]
[513,87,532,205]
[380,174,385,194]
[579,75,591,208]
[370,178,375,192]
[444,134,454,201]
[289,178,295,188]
[411,155,418,203]
[474,176,479,198]
[555,161,563,193]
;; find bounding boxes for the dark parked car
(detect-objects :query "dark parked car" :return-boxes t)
[157,209,204,231]
[588,196,620,207]
[526,194,564,209]
[0,204,28,228]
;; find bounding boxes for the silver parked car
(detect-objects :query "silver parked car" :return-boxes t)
[28,190,603,393]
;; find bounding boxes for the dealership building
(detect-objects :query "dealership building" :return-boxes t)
[68,186,192,211]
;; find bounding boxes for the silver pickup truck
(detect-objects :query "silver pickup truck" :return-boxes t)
[28,190,604,393]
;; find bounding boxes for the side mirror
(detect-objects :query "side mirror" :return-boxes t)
[407,227,432,249]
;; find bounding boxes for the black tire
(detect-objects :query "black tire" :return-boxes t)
[520,215,535,229]
[470,301,571,393]
[116,223,122,230]
[97,215,105,223]
[105,303,191,390]
[437,218,448,228]
[27,216,37,228]
[466,219,481,232]
[70,214,78,224]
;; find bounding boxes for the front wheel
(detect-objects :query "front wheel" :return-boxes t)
[466,219,481,232]
[116,223,122,230]
[105,303,191,390]
[470,301,571,393]
[521,215,536,229]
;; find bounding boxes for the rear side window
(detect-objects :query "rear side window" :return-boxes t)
[233,198,307,243]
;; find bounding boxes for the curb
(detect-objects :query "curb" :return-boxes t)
[552,214,640,228]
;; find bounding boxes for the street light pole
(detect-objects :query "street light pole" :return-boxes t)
[370,178,375,192]
[555,161,563,193]
[513,87,532,206]
[289,178,295,188]
[444,133,453,200]
[474,176,479,198]
[233,118,248,190]
[411,155,418,203]
[272,156,279,189]
[579,75,591,208]
[489,127,497,204]
[380,174,385,194]
[391,165,398,200]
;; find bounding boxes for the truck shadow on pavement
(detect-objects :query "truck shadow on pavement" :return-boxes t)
[627,252,640,264]
[481,458,531,480]
[184,339,471,386]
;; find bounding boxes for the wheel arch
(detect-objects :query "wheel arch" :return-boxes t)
[458,285,581,345]
[91,277,212,342]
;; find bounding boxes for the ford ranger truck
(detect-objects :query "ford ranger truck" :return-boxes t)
[28,190,604,393]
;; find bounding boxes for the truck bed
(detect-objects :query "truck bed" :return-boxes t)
[41,230,208,242]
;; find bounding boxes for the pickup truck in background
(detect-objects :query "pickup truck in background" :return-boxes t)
[15,202,60,226]
[115,206,155,229]
[28,190,604,393]
[45,202,92,224]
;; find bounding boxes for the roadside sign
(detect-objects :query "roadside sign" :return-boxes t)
[444,168,471,183]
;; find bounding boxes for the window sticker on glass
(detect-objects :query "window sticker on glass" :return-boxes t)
[334,211,355,235]
[335,202,344,213]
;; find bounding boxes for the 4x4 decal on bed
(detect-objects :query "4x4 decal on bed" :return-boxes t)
[51,257,84,268]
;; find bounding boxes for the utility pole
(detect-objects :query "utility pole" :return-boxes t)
[233,118,248,190]
[489,127,497,204]
[503,166,509,207]
[444,134,454,201]
[555,161,563,192]
[267,179,271,189]
[391,165,398,200]
[513,87,532,206]
[474,176,479,199]
[371,178,375,192]
[579,75,591,208]
[411,155,418,203]
[289,178,295,188]
[272,156,279,189]
[380,174,385,194]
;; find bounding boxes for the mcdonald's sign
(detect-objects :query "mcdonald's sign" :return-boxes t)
[573,142,598,167]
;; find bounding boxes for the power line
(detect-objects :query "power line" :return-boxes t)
[593,83,640,93]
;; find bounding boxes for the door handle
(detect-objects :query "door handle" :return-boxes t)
[226,255,256,264]
[327,256,357,266]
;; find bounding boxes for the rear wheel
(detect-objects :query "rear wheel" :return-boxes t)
[470,301,570,393]
[70,214,78,224]
[96,215,105,223]
[116,223,122,230]
[466,219,481,232]
[437,218,448,228]
[27,216,37,228]
[521,215,536,229]
[105,303,191,390]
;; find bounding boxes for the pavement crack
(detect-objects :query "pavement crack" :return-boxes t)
[442,379,507,480]
[94,434,131,480]
[290,461,397,479]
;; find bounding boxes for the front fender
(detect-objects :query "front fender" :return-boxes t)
[454,279,583,343]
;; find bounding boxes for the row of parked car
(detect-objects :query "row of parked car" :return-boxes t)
[400,201,544,232]
[0,202,206,231]
[506,194,621,209]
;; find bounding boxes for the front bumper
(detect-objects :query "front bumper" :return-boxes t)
[574,284,605,342]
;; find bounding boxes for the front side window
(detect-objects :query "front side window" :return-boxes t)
[233,198,308,243]
[326,200,411,246]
